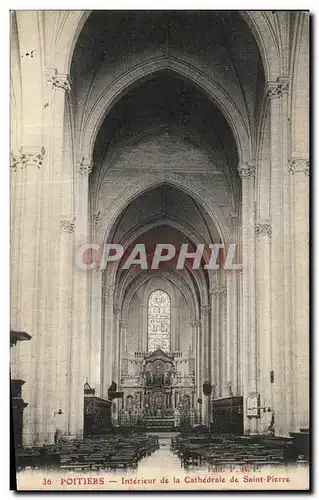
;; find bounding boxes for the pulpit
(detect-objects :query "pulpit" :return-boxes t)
[11,379,28,447]
[10,330,31,447]
[83,382,112,437]
[212,396,243,435]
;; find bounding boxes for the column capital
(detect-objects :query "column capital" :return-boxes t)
[10,146,45,171]
[102,284,115,297]
[209,287,227,297]
[93,210,103,225]
[266,76,290,99]
[237,162,256,179]
[120,319,128,329]
[288,158,309,176]
[47,68,71,92]
[255,220,272,237]
[113,307,121,316]
[225,268,242,276]
[192,320,201,328]
[201,306,210,316]
[77,157,93,176]
[60,219,75,234]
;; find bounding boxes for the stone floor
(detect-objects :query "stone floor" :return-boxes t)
[138,437,181,474]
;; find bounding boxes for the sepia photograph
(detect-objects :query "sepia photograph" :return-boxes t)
[9,8,310,491]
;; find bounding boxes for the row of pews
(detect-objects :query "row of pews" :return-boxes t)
[15,434,159,471]
[171,433,308,468]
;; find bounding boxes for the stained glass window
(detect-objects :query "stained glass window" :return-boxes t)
[147,290,171,352]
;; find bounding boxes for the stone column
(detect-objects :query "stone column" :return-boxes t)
[57,219,75,436]
[267,80,287,436]
[120,319,128,354]
[42,69,72,443]
[289,158,309,431]
[175,306,180,352]
[209,288,220,397]
[256,221,272,433]
[238,162,257,434]
[89,268,103,396]
[113,308,121,384]
[11,12,49,446]
[219,287,227,397]
[68,159,92,439]
[191,321,196,353]
[119,318,128,391]
[201,306,210,424]
[12,149,45,446]
[225,271,232,395]
[225,269,239,396]
[201,306,210,381]
[281,78,295,433]
[238,270,243,396]
[101,283,114,398]
[193,320,202,408]
[112,308,121,425]
[138,304,144,351]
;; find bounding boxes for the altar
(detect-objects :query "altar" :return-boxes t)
[143,348,173,410]
[119,347,196,430]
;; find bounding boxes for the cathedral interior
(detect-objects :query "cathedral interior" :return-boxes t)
[10,10,309,470]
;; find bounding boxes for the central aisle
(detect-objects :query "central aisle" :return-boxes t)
[137,437,181,474]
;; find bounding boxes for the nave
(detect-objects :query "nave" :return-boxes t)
[15,428,308,474]
[10,10,309,453]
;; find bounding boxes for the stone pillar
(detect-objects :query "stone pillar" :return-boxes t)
[175,306,180,352]
[256,221,272,433]
[68,159,92,439]
[238,162,257,434]
[89,268,103,396]
[101,283,114,398]
[42,69,72,444]
[201,306,210,381]
[238,270,244,396]
[209,288,221,397]
[11,12,48,446]
[201,306,210,424]
[225,272,232,395]
[57,219,75,436]
[225,269,239,396]
[138,304,144,351]
[281,78,295,434]
[113,308,121,384]
[289,158,309,431]
[17,66,71,444]
[120,319,128,354]
[13,149,45,446]
[112,308,121,425]
[193,320,201,409]
[267,80,287,436]
[191,321,196,352]
[219,287,227,397]
[119,318,128,390]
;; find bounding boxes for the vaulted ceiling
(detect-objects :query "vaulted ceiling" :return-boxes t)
[70,10,265,180]
[69,11,265,308]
